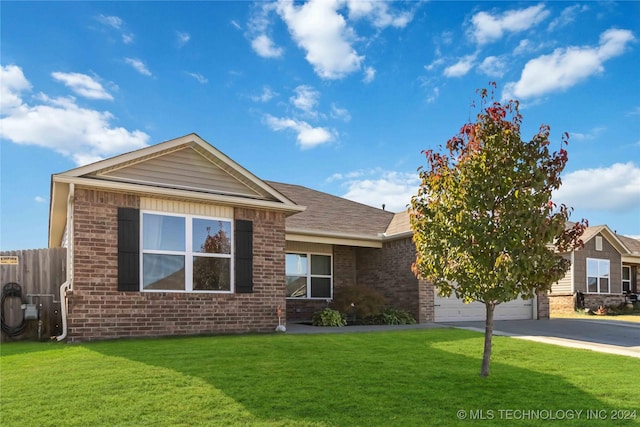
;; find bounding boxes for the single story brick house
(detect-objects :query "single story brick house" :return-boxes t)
[49,134,548,342]
[549,225,640,313]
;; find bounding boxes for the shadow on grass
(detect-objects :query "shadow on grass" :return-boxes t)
[78,329,635,426]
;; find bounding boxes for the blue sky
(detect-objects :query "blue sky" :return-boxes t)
[1,1,639,250]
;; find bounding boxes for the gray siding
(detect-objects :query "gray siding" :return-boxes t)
[574,233,623,294]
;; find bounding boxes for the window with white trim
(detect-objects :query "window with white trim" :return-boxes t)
[141,212,233,292]
[622,266,631,293]
[586,258,610,294]
[286,253,332,299]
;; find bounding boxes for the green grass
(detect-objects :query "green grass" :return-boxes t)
[2,329,639,426]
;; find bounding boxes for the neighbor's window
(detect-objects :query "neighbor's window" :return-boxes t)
[622,266,631,293]
[141,212,232,292]
[586,258,610,294]
[286,253,332,299]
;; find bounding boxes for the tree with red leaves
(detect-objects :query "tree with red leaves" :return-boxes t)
[410,84,587,377]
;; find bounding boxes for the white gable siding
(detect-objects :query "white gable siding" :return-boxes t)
[140,197,233,218]
[286,241,332,254]
[101,147,265,198]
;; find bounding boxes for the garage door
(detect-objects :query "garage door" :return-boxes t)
[434,294,533,322]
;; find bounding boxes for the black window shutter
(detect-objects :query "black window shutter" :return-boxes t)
[118,208,140,292]
[235,220,253,293]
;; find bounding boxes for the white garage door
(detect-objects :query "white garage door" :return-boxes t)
[435,294,534,322]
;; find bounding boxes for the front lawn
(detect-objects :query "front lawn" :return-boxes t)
[2,329,638,426]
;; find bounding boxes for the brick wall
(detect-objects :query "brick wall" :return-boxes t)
[67,188,286,342]
[536,290,549,319]
[286,245,356,322]
[285,240,430,323]
[356,238,429,322]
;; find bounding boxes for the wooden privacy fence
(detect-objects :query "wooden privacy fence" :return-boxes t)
[1,248,67,341]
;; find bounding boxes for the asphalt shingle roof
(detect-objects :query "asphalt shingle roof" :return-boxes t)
[267,181,395,238]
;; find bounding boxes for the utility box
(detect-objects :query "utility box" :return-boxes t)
[23,304,39,320]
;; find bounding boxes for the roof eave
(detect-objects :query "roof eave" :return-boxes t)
[53,175,306,215]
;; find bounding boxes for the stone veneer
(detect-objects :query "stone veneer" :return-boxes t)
[67,187,286,342]
[548,293,627,314]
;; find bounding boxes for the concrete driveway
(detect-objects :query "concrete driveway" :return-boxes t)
[446,318,640,358]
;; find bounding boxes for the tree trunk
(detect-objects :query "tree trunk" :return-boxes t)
[480,301,495,377]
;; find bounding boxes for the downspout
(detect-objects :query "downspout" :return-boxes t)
[54,183,74,341]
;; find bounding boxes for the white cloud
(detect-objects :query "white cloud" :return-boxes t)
[0,65,149,165]
[231,20,241,30]
[346,0,414,28]
[444,55,476,78]
[290,85,320,115]
[264,114,334,149]
[0,64,32,111]
[424,57,445,72]
[276,0,363,79]
[330,169,419,212]
[96,14,133,44]
[34,196,46,203]
[97,14,123,30]
[548,5,589,32]
[186,72,208,84]
[51,72,113,100]
[554,163,640,212]
[124,58,153,76]
[503,28,635,100]
[177,31,191,47]
[251,34,284,58]
[330,103,351,122]
[469,4,550,45]
[363,66,376,83]
[251,86,278,103]
[569,127,605,142]
[478,55,507,78]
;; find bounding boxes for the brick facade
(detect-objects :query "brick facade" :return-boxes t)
[67,188,286,342]
[356,238,429,322]
[536,290,549,319]
[285,239,429,323]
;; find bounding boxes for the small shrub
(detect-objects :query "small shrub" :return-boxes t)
[312,308,347,327]
[369,308,416,325]
[331,285,387,322]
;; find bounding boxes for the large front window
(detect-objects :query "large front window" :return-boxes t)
[587,258,610,294]
[141,212,232,292]
[286,253,332,299]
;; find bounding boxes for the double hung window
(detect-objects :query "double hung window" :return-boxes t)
[622,266,631,292]
[286,253,332,299]
[141,212,233,292]
[586,258,610,294]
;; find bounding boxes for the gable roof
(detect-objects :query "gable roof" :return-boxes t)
[49,134,304,247]
[267,181,395,247]
[579,224,629,255]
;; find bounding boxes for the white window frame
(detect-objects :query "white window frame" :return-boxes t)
[586,258,610,294]
[622,266,631,293]
[140,210,234,293]
[285,252,333,300]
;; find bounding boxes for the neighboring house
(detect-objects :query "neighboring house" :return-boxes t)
[549,225,640,313]
[48,134,548,342]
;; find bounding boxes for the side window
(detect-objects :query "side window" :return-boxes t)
[286,253,332,299]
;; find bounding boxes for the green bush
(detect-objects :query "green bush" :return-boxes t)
[331,285,387,322]
[312,308,347,327]
[369,308,416,325]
